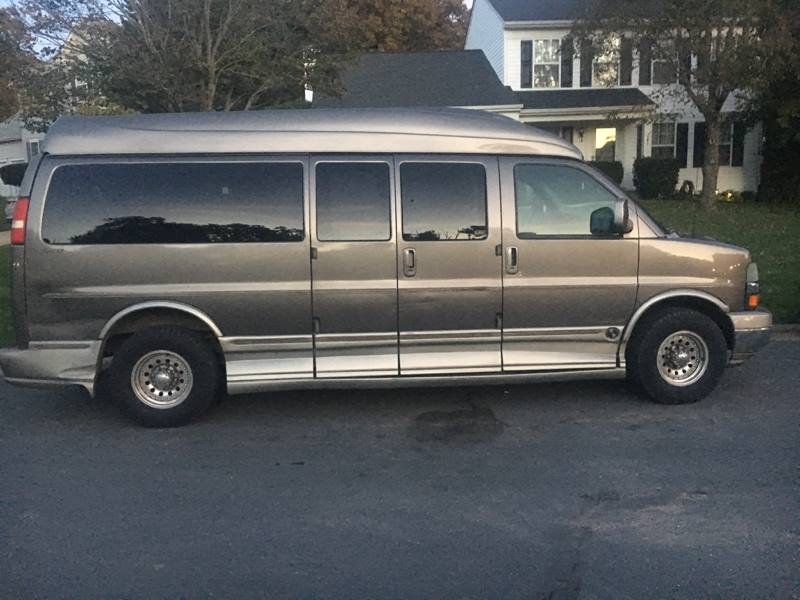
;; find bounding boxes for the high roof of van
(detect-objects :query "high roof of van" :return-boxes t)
[42,108,582,160]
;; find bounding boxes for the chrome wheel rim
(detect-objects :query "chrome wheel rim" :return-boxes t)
[131,350,193,409]
[657,331,708,387]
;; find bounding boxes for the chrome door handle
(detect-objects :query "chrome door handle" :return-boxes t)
[505,246,519,274]
[403,248,416,277]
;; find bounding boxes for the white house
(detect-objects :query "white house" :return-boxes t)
[0,116,42,198]
[466,0,763,191]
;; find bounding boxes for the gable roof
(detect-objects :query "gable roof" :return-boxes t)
[486,0,585,22]
[312,50,518,109]
[515,88,655,110]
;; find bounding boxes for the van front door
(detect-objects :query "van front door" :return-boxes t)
[396,156,503,375]
[310,156,398,377]
[499,158,639,371]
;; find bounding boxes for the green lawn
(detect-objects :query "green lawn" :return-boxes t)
[0,246,12,346]
[640,200,800,324]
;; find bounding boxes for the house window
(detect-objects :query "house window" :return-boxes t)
[593,38,620,87]
[26,139,41,161]
[534,39,560,88]
[521,41,532,88]
[693,122,746,168]
[719,124,733,166]
[652,41,678,85]
[651,122,676,159]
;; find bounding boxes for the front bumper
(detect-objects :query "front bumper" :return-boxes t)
[729,309,772,365]
[0,341,100,394]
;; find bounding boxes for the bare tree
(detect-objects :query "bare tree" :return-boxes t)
[13,0,357,120]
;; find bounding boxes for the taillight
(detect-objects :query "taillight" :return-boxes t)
[10,197,29,245]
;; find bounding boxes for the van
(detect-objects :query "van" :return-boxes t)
[0,108,771,427]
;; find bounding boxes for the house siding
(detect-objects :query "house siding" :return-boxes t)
[638,90,763,192]
[464,11,763,193]
[0,118,40,198]
[504,28,574,90]
[465,0,505,81]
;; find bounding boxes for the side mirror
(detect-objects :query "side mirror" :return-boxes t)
[590,206,615,235]
[613,197,633,234]
[590,199,633,236]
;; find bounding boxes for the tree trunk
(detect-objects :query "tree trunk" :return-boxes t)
[701,116,721,209]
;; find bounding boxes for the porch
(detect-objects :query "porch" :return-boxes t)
[514,88,655,190]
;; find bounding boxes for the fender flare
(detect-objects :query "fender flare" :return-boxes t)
[98,301,224,340]
[618,289,731,363]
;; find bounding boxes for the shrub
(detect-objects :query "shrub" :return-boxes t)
[633,158,680,199]
[588,160,624,185]
[741,191,757,202]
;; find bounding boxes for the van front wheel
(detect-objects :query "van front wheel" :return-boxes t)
[110,327,219,427]
[628,309,727,404]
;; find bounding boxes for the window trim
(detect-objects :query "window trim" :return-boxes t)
[512,161,626,241]
[522,38,564,89]
[26,139,41,161]
[398,159,490,243]
[592,38,621,88]
[313,159,394,243]
[651,122,677,159]
[533,38,561,89]
[39,155,309,246]
[719,122,734,167]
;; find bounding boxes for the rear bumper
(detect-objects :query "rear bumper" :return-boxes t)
[0,341,100,394]
[729,309,772,365]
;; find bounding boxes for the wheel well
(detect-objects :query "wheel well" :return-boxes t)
[626,296,735,353]
[100,308,224,363]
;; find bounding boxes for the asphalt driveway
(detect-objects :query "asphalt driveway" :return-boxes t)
[1,341,798,599]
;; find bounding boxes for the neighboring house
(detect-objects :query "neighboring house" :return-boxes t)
[0,116,42,198]
[313,50,522,119]
[465,0,762,191]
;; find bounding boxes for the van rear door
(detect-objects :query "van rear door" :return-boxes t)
[26,157,315,380]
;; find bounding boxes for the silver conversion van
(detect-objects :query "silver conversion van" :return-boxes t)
[1,108,771,426]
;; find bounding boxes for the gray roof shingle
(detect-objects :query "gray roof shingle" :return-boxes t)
[515,88,655,110]
[486,0,585,22]
[313,51,517,109]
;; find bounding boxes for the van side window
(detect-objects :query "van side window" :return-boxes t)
[514,164,617,237]
[315,162,391,241]
[41,162,305,245]
[400,163,487,241]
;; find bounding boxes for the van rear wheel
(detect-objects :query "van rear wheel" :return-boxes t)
[627,308,727,404]
[110,327,219,427]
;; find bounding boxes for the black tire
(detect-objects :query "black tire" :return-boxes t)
[627,308,728,405]
[110,327,220,427]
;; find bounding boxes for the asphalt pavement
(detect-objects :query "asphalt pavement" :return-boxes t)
[1,341,798,599]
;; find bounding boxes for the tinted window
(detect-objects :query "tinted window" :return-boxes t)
[514,164,617,237]
[42,162,305,245]
[315,162,391,241]
[400,163,487,241]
